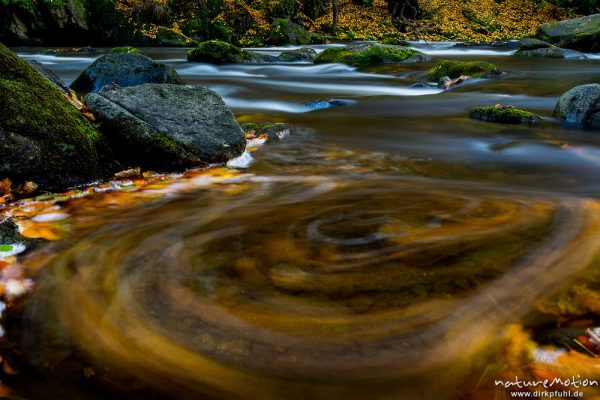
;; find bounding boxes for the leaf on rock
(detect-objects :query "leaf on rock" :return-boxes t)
[0,245,12,253]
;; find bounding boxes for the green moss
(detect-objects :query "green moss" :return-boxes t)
[110,46,144,54]
[428,60,501,81]
[469,105,539,124]
[314,44,424,67]
[187,40,252,64]
[380,38,410,46]
[0,41,104,189]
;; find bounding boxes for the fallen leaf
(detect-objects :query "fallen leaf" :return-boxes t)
[114,167,141,180]
[0,179,11,197]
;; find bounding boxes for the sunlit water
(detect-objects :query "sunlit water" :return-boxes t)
[8,42,600,399]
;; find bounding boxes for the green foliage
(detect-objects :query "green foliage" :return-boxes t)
[545,0,599,14]
[269,18,312,44]
[428,60,501,80]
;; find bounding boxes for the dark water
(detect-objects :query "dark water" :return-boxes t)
[9,42,600,399]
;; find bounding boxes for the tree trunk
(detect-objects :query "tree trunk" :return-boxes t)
[332,0,338,34]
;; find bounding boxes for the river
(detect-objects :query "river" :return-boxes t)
[6,42,600,399]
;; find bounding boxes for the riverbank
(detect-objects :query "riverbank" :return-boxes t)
[0,0,584,47]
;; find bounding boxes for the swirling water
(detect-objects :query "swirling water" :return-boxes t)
[9,42,600,399]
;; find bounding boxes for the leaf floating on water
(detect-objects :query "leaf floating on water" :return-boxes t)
[0,245,12,253]
[19,220,64,241]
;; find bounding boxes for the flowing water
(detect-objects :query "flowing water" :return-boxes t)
[8,42,600,399]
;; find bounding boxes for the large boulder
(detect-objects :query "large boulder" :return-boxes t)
[0,41,107,191]
[187,40,273,64]
[537,14,600,52]
[554,84,600,128]
[427,60,501,81]
[85,84,246,169]
[513,38,587,59]
[187,40,252,64]
[70,53,184,93]
[314,43,430,67]
[278,48,317,62]
[268,19,312,45]
[27,60,71,94]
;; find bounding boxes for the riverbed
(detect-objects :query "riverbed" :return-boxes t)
[7,42,600,399]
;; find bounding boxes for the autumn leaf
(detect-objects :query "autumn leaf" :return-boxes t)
[0,179,11,197]
[114,167,142,179]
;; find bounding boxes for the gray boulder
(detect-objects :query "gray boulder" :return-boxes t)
[537,14,600,52]
[513,39,587,59]
[85,84,246,169]
[554,84,600,128]
[278,48,317,62]
[71,53,184,93]
[27,60,71,94]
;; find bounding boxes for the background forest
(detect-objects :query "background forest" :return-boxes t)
[0,0,598,46]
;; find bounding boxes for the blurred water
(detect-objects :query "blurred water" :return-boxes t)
[9,43,600,400]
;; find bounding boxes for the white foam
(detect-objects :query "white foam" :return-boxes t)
[227,151,255,169]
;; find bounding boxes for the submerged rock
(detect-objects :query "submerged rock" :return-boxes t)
[537,14,600,52]
[269,19,312,45]
[85,84,246,169]
[70,53,184,93]
[428,60,501,81]
[554,84,600,128]
[314,43,430,67]
[305,98,356,110]
[513,38,587,59]
[278,48,317,62]
[0,41,107,191]
[469,105,540,124]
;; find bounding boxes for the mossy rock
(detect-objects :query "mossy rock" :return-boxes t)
[110,46,144,55]
[314,43,430,67]
[517,38,552,51]
[71,53,184,93]
[187,40,252,64]
[278,48,317,62]
[537,14,600,53]
[269,19,312,45]
[469,105,539,124]
[380,38,410,46]
[428,60,501,81]
[0,41,108,191]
